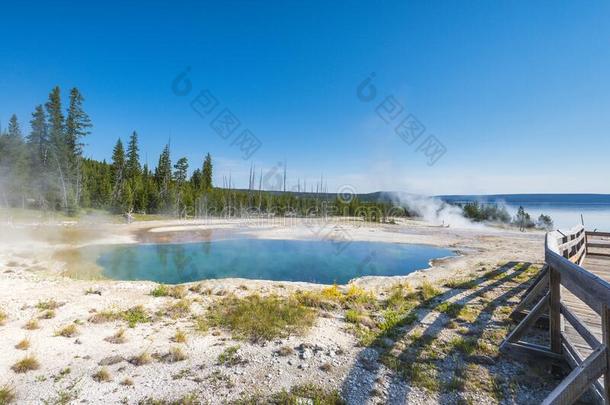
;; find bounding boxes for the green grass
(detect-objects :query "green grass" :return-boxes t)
[404,362,440,392]
[232,383,344,404]
[208,294,317,342]
[90,305,151,327]
[435,302,464,318]
[448,336,478,355]
[150,285,187,299]
[218,346,242,366]
[420,281,441,301]
[443,276,478,290]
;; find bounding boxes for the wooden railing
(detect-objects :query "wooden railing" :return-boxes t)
[502,225,610,404]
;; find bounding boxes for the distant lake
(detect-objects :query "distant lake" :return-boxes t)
[86,239,455,285]
[439,194,610,231]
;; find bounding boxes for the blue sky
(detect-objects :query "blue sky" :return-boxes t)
[1,1,609,194]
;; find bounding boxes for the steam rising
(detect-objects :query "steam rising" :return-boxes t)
[383,192,479,228]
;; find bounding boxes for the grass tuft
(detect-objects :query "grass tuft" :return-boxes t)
[11,354,40,373]
[55,324,78,338]
[104,328,127,344]
[164,346,187,363]
[0,384,16,404]
[173,329,187,343]
[15,338,30,350]
[129,351,152,366]
[23,319,39,330]
[420,281,441,301]
[151,285,187,299]
[218,345,243,366]
[39,309,56,319]
[159,299,191,319]
[36,299,61,311]
[92,367,112,382]
[0,309,7,326]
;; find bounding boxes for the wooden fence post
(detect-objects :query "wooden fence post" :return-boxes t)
[602,305,610,404]
[550,267,562,355]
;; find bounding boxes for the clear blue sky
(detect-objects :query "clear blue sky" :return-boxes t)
[1,1,609,194]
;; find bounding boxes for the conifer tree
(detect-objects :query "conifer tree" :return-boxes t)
[202,153,213,191]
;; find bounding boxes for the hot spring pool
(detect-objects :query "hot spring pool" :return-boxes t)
[87,239,455,285]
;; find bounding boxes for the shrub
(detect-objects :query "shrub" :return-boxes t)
[208,294,316,342]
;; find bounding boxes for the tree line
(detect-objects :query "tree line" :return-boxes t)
[0,87,402,220]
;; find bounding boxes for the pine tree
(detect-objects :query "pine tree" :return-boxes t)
[45,86,69,209]
[202,153,213,191]
[65,87,92,209]
[0,115,29,206]
[126,131,141,181]
[110,138,126,211]
[27,106,49,207]
[173,157,188,184]
[155,144,172,211]
[65,88,92,160]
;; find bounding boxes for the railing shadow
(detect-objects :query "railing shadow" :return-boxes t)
[341,261,542,404]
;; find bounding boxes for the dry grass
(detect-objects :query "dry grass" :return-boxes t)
[11,354,40,373]
[163,346,187,363]
[23,319,39,330]
[39,310,56,319]
[55,324,78,337]
[120,377,134,386]
[15,338,30,350]
[129,351,153,366]
[0,309,7,326]
[36,299,61,311]
[104,328,127,344]
[159,299,191,319]
[0,384,16,404]
[276,346,294,356]
[173,329,188,343]
[92,367,112,382]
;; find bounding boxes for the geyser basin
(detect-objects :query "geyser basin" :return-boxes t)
[89,239,455,285]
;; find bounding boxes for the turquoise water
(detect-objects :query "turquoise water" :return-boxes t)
[91,239,455,285]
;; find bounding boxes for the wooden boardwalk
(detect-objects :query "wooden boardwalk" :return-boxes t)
[563,253,610,359]
[502,227,610,404]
